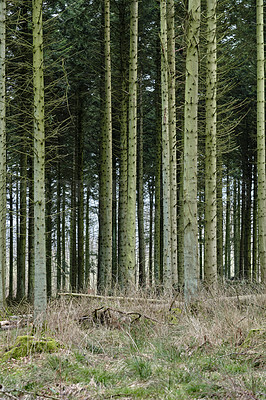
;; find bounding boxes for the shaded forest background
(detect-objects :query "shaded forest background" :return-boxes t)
[2,0,265,304]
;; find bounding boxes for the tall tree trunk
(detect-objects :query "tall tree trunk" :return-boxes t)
[77,95,84,292]
[154,33,161,287]
[70,172,77,291]
[216,153,223,278]
[225,168,231,279]
[204,0,217,286]
[8,177,13,300]
[28,159,34,302]
[160,0,172,292]
[56,158,61,292]
[17,151,27,301]
[148,180,154,288]
[112,157,118,286]
[33,0,47,322]
[256,0,266,283]
[233,177,240,278]
[45,167,52,298]
[127,0,138,286]
[137,76,145,288]
[167,0,178,287]
[62,184,66,290]
[117,0,128,289]
[252,162,258,281]
[0,0,6,307]
[183,0,201,300]
[98,0,112,292]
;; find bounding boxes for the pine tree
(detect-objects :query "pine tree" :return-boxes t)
[0,0,6,308]
[160,0,171,291]
[33,0,47,322]
[98,0,112,292]
[256,0,266,283]
[204,0,217,285]
[183,0,201,299]
[127,0,138,286]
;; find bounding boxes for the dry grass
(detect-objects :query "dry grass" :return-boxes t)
[0,284,265,399]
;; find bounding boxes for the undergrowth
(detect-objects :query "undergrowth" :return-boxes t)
[0,285,265,399]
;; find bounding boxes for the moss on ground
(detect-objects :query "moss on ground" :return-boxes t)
[1,335,60,361]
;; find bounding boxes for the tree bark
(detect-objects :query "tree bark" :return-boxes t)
[0,0,6,307]
[98,0,112,292]
[160,0,172,292]
[33,0,47,323]
[183,0,201,300]
[204,0,217,286]
[127,0,138,286]
[256,0,266,283]
[167,0,178,287]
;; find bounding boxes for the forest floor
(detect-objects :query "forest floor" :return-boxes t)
[0,285,265,400]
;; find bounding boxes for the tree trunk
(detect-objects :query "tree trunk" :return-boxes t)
[28,158,34,302]
[112,157,118,286]
[137,75,145,288]
[33,0,47,323]
[252,162,258,281]
[17,151,27,301]
[225,168,231,279]
[8,177,13,300]
[85,187,90,288]
[117,1,128,289]
[127,0,138,286]
[204,0,217,286]
[62,184,66,290]
[148,180,154,288]
[183,0,201,300]
[256,0,266,283]
[45,167,52,298]
[70,171,77,291]
[0,0,6,307]
[167,0,178,287]
[160,0,172,292]
[77,95,84,292]
[154,32,161,287]
[98,0,112,292]
[216,153,223,278]
[56,157,61,292]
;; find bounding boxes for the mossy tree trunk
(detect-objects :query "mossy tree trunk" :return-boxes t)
[33,0,47,322]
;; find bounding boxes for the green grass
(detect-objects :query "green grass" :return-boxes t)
[0,291,265,399]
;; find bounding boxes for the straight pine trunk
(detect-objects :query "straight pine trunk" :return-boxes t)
[137,76,145,288]
[256,0,266,283]
[33,0,47,323]
[0,0,6,307]
[167,0,178,287]
[117,1,128,289]
[183,0,201,300]
[204,0,217,286]
[98,0,112,292]
[127,0,138,286]
[160,0,172,292]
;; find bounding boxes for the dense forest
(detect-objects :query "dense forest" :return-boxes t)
[0,0,265,320]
